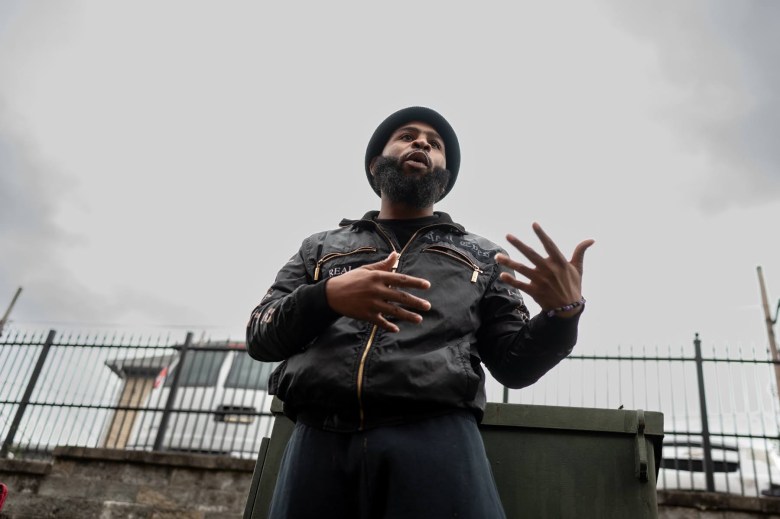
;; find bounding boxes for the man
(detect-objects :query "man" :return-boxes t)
[247,106,593,518]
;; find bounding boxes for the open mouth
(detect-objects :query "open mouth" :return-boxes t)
[403,151,431,169]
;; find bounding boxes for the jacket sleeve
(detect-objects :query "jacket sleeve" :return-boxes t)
[476,251,581,389]
[246,237,339,362]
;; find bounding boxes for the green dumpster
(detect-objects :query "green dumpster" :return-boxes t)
[244,399,663,519]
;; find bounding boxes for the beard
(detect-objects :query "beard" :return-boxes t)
[371,156,451,209]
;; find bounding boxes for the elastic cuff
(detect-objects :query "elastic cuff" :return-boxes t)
[294,282,340,332]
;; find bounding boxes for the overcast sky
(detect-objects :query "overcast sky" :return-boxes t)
[2,1,780,354]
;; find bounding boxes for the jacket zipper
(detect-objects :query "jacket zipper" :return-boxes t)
[422,245,483,283]
[355,223,451,430]
[314,247,377,281]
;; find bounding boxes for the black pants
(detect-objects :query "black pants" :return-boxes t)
[268,410,506,519]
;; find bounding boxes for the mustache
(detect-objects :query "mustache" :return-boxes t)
[402,150,431,167]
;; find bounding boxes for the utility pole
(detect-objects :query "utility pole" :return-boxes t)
[0,287,23,338]
[757,267,780,401]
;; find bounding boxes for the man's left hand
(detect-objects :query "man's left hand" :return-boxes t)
[495,223,594,319]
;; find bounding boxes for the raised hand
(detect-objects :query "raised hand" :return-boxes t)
[495,223,594,318]
[325,252,432,332]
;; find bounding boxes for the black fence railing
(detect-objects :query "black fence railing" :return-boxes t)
[0,328,276,460]
[2,328,780,497]
[503,334,780,498]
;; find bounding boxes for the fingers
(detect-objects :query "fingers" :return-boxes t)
[375,300,424,324]
[375,271,431,290]
[495,252,525,274]
[373,314,400,334]
[532,222,567,263]
[364,251,398,272]
[499,272,534,295]
[362,256,431,289]
[505,233,546,267]
[498,226,593,306]
[570,239,595,274]
[362,268,432,331]
[367,298,426,333]
[504,225,592,273]
[379,285,431,311]
[506,224,567,267]
[495,254,538,285]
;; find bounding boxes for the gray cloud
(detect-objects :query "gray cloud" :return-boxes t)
[0,119,206,329]
[0,112,99,323]
[0,118,210,330]
[0,2,85,324]
[0,3,203,329]
[607,1,780,211]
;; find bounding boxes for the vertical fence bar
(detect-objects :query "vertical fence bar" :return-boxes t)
[694,332,716,491]
[629,345,635,408]
[664,345,679,488]
[137,334,172,449]
[199,346,223,452]
[620,345,626,408]
[712,345,730,494]
[746,347,770,496]
[0,331,33,406]
[1,329,55,458]
[154,331,193,451]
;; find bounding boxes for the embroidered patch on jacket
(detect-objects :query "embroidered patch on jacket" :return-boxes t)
[419,230,494,261]
[261,307,275,324]
[319,261,372,280]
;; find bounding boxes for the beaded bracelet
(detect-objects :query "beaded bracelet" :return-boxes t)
[546,297,586,317]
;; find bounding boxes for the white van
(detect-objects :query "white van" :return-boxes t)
[120,342,277,458]
[658,438,780,496]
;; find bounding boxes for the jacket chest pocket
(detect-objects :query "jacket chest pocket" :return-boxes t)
[422,245,484,283]
[314,247,377,281]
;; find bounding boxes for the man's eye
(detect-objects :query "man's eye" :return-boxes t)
[400,134,413,141]
[431,141,442,149]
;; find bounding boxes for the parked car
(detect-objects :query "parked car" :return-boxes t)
[658,438,780,496]
[115,341,277,458]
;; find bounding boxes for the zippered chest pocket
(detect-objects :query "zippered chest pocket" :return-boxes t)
[422,245,484,283]
[314,247,378,281]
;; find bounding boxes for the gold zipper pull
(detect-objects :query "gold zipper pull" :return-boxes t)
[392,255,400,271]
[314,263,322,281]
[471,268,480,283]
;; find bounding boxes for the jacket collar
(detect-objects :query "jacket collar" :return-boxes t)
[339,211,466,234]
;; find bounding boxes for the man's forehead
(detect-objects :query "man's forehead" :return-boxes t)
[390,121,442,139]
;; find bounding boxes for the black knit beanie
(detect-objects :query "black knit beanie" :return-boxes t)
[364,106,460,201]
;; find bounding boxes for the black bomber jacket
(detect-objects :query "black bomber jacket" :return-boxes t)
[246,211,580,432]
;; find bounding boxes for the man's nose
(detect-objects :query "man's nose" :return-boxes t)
[412,138,431,151]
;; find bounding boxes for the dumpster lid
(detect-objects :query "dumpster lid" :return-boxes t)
[481,403,664,437]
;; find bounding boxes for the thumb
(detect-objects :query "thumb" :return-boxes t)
[570,239,595,274]
[364,251,398,272]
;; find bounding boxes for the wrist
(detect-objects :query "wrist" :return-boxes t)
[545,297,586,319]
[552,305,584,319]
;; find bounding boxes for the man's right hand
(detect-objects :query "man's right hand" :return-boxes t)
[325,252,431,333]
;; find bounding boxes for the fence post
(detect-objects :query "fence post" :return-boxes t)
[153,331,193,451]
[694,332,715,491]
[1,329,56,458]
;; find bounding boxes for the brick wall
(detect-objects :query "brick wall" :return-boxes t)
[658,490,780,519]
[3,448,780,518]
[0,447,254,519]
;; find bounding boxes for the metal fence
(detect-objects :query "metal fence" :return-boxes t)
[0,328,276,460]
[504,333,780,498]
[2,327,780,497]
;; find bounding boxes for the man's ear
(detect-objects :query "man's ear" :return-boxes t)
[369,156,379,176]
